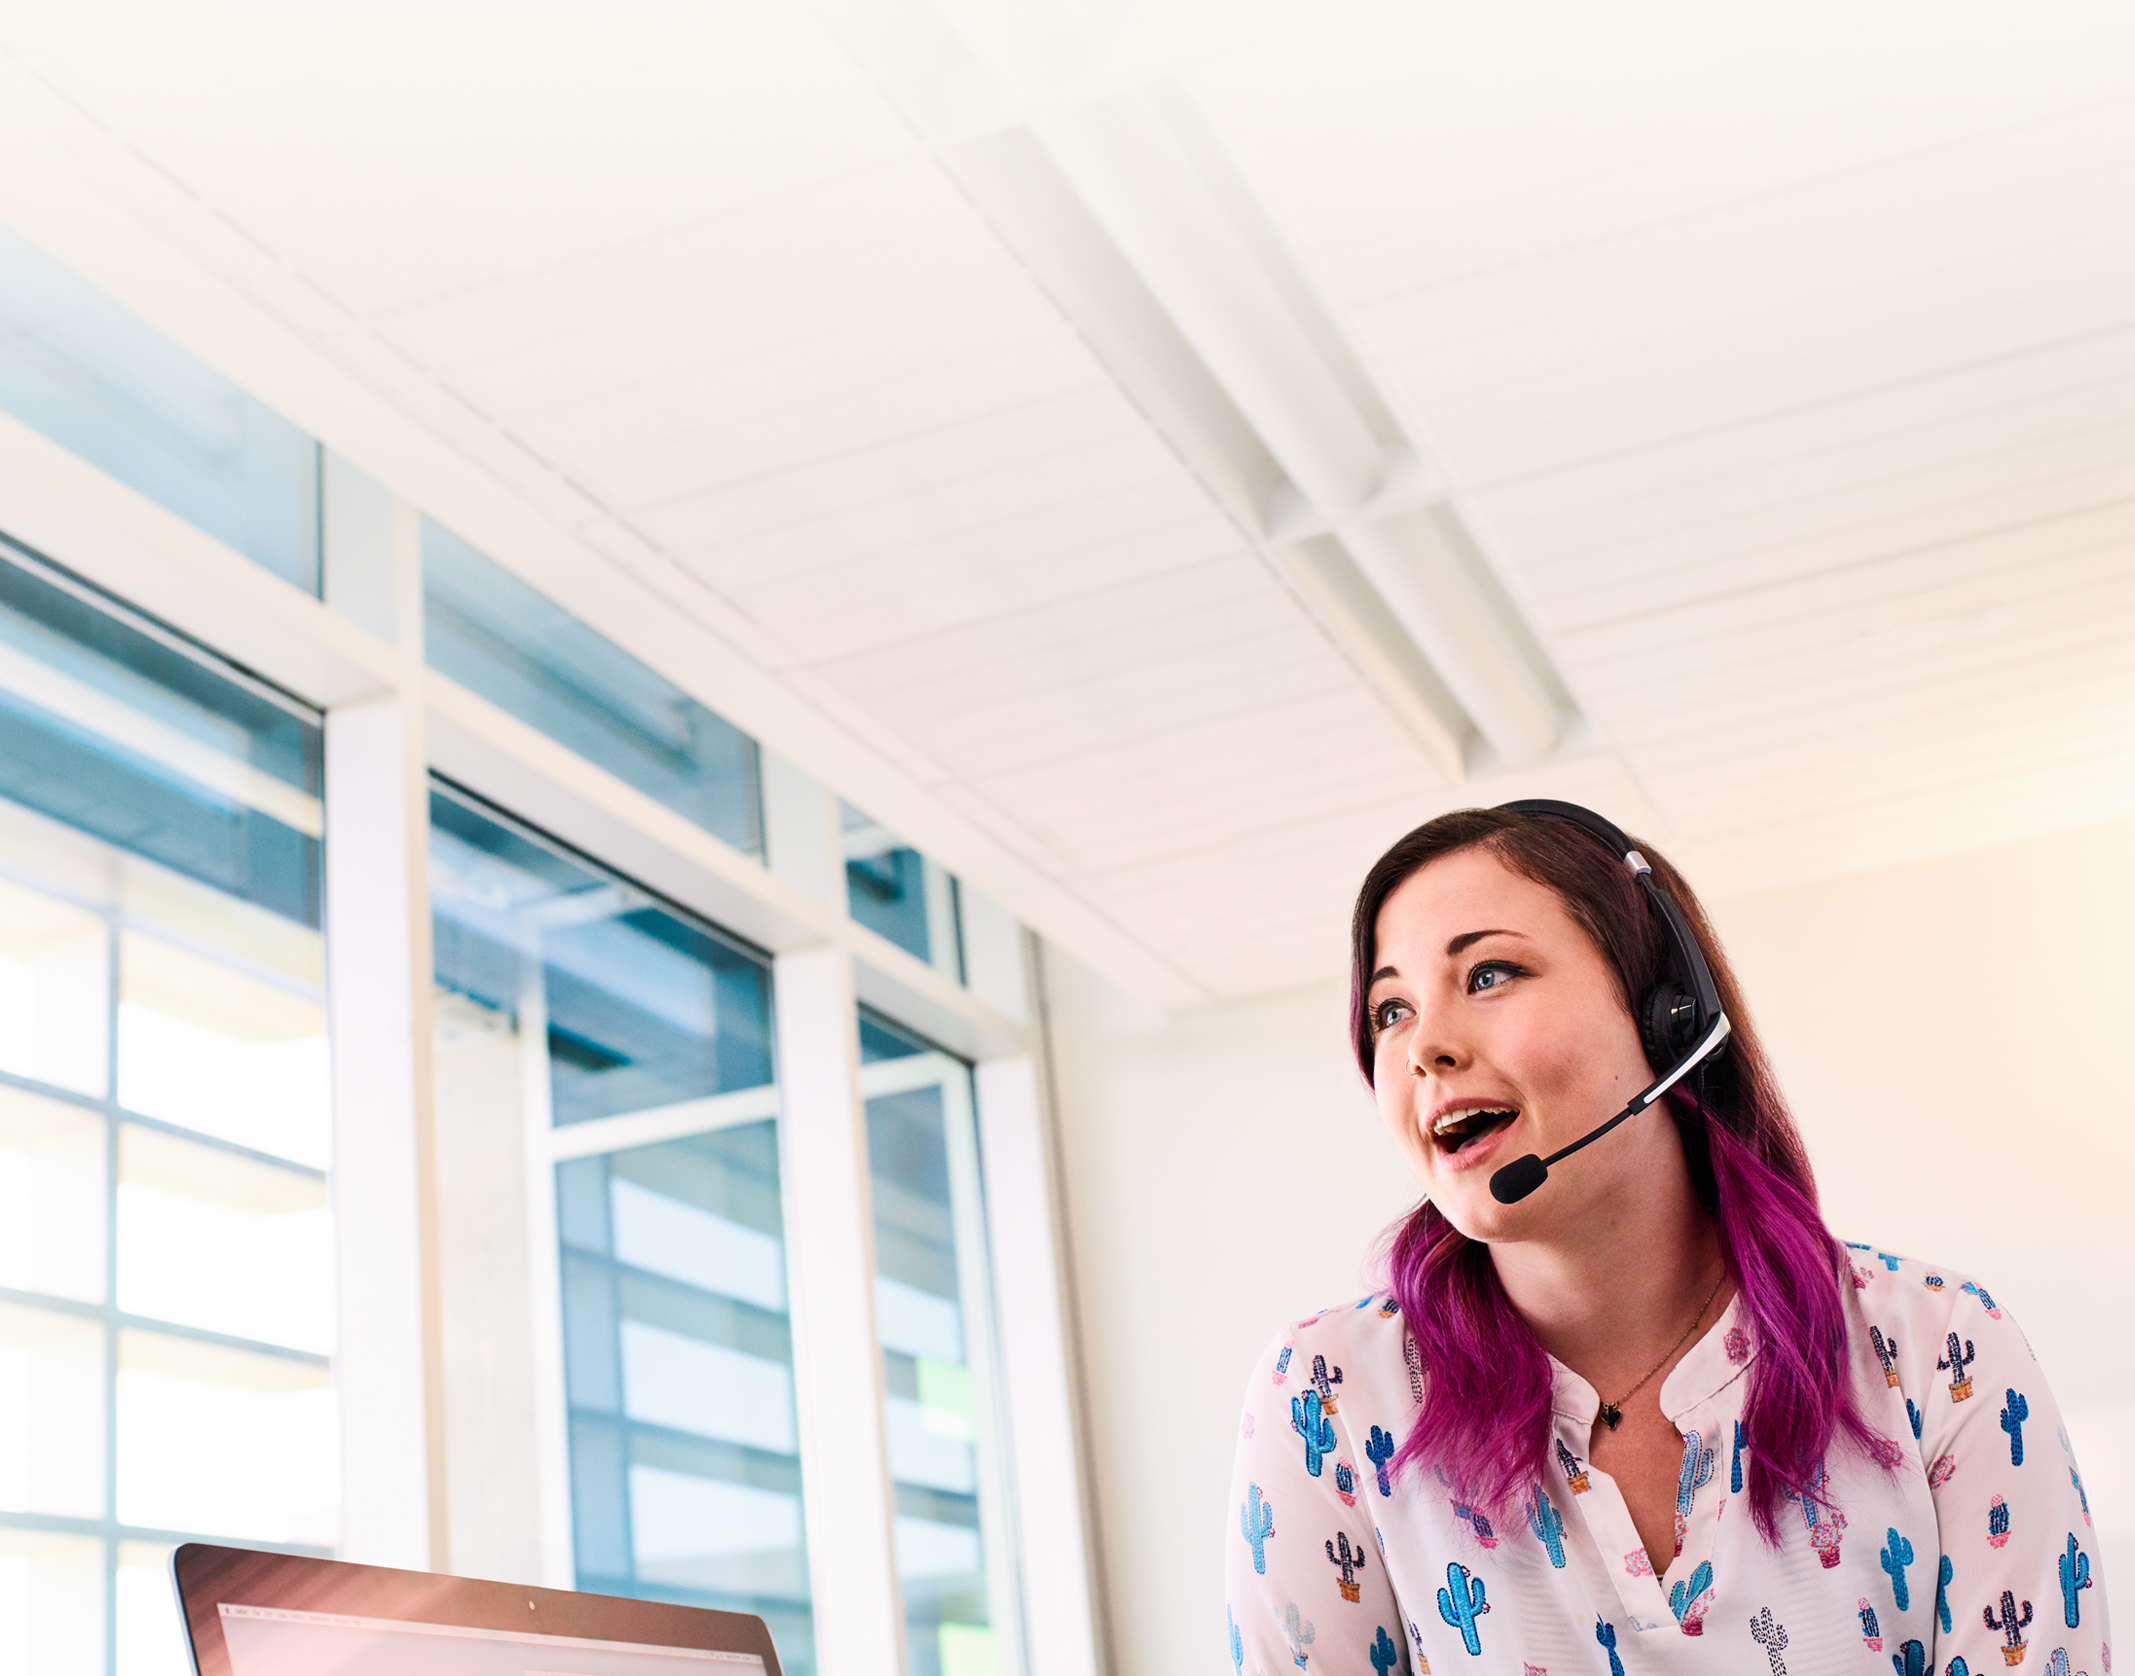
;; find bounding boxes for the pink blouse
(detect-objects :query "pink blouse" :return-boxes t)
[1225,1246,2106,1675]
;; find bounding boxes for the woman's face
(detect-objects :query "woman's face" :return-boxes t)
[1367,845,1657,1241]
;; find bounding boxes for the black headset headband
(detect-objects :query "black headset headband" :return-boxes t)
[1480,799,1736,1206]
[1493,798,1722,1032]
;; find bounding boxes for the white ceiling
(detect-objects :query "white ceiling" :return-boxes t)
[1,0,2132,1006]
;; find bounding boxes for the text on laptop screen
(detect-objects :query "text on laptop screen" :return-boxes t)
[218,1604,770,1676]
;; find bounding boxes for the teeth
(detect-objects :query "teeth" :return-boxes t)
[1433,1106,1515,1137]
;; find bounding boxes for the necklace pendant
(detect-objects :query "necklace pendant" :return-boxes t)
[1600,1403,1623,1430]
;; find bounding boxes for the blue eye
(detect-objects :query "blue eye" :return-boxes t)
[1372,998,1411,1032]
[1468,961,1521,993]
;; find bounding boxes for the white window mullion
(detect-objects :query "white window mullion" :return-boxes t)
[515,960,579,1589]
[322,468,448,1571]
[938,1064,1029,1676]
[775,945,906,1676]
[974,1032,1106,1676]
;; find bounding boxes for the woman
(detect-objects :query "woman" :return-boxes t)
[1225,803,2105,1674]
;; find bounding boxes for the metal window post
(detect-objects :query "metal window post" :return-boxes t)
[974,992,1107,1676]
[322,458,448,1570]
[775,944,905,1676]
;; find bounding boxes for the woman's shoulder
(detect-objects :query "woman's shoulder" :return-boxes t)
[1838,1238,2020,1347]
[1245,1289,1418,1400]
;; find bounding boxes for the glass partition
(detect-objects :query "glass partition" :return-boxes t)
[860,1012,1017,1676]
[426,785,809,1668]
[0,539,332,1673]
[424,522,762,857]
[842,805,963,981]
[558,1130,812,1669]
[0,226,321,595]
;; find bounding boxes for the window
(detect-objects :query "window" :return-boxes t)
[0,539,331,1675]
[424,522,762,857]
[557,1131,811,1668]
[860,1013,1017,1676]
[0,225,321,596]
[428,787,810,1669]
[843,805,963,981]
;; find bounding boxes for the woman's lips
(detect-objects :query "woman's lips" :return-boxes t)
[1431,1109,1520,1171]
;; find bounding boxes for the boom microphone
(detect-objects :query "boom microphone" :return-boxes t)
[1487,1014,1731,1205]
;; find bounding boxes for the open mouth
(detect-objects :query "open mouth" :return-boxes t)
[1431,1106,1518,1156]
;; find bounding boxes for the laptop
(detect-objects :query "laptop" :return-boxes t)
[171,1543,786,1676]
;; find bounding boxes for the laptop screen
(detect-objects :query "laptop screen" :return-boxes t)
[173,1545,782,1676]
[215,1605,771,1676]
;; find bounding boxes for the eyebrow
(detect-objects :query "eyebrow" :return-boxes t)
[1446,928,1523,956]
[1368,929,1529,987]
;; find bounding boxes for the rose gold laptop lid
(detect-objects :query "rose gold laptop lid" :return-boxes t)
[171,1544,785,1676]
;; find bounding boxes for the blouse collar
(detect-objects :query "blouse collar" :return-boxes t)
[1547,1293,1756,1426]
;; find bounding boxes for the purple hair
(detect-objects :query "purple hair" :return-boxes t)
[1352,809,1882,1540]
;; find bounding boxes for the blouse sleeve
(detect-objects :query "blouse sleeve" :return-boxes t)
[1224,1325,1409,1675]
[1919,1280,2108,1673]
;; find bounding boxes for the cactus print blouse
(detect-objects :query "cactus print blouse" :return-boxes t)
[1225,1247,2107,1675]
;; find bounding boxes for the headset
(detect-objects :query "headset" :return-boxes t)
[1483,799,1733,1205]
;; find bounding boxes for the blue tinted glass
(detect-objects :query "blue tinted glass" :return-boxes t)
[0,224,320,594]
[556,1127,814,1672]
[429,784,772,1126]
[842,805,962,980]
[0,539,321,925]
[863,1013,1009,1676]
[424,522,762,857]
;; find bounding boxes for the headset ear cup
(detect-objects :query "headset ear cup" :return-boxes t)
[1638,980,1699,1073]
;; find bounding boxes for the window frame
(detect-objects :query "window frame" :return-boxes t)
[0,414,1102,1676]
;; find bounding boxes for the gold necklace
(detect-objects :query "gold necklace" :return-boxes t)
[1597,1271,1725,1430]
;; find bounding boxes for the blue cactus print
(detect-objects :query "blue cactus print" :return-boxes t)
[1365,1425,1396,1497]
[1669,1559,1714,1624]
[1906,1397,1923,1439]
[1283,1602,1315,1670]
[1878,1251,1902,1271]
[1228,1607,1243,1676]
[1274,1345,1293,1381]
[2047,1650,2074,1676]
[1961,1279,1999,1315]
[2058,1533,2091,1627]
[1368,1626,1398,1676]
[1676,1428,1715,1535]
[1242,1483,1276,1573]
[1891,1638,1927,1676]
[1595,1618,1625,1676]
[1291,1390,1335,1477]
[2001,1388,2030,1465]
[1949,1661,1971,1676]
[2071,1463,2090,1523]
[1436,1561,1489,1656]
[1879,1528,1914,1611]
[1730,1419,1748,1493]
[1937,1553,1954,1633]
[1526,1487,1566,1568]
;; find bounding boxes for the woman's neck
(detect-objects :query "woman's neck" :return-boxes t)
[1487,1165,1729,1396]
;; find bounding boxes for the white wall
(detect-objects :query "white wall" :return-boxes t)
[1043,816,2135,1674]
[1713,817,2135,1641]
[1040,957,1413,1676]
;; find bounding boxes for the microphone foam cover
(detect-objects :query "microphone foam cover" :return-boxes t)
[1490,1153,1548,1205]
